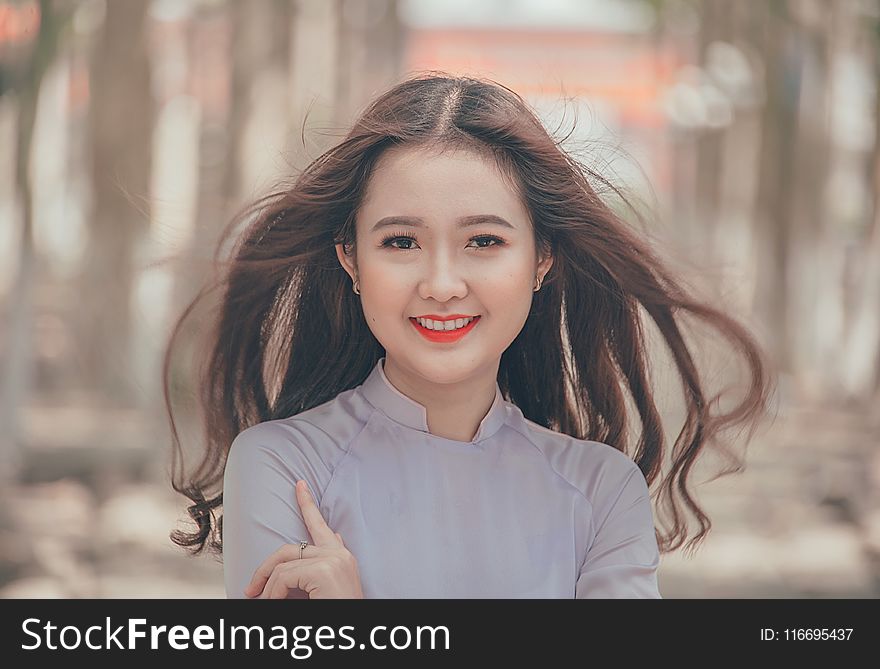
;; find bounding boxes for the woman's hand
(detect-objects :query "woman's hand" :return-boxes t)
[244,480,365,599]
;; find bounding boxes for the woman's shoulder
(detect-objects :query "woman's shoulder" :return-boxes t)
[228,386,371,472]
[508,411,643,505]
[510,411,637,470]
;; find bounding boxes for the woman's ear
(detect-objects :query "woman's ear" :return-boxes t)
[536,244,554,284]
[335,242,358,282]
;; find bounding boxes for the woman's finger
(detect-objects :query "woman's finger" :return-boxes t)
[258,558,325,599]
[245,543,303,597]
[295,480,340,548]
[245,543,327,597]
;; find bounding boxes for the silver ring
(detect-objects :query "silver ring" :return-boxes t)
[299,540,308,559]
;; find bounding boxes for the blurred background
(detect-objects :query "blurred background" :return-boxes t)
[1,0,879,598]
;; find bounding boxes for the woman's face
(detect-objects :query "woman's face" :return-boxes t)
[335,145,553,385]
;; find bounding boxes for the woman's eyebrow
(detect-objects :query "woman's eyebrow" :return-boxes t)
[369,214,516,232]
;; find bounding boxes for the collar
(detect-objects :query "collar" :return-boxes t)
[359,357,508,443]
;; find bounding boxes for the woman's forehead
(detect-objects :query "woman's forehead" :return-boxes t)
[372,143,501,177]
[360,146,528,221]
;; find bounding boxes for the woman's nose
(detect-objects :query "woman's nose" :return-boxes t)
[418,253,468,301]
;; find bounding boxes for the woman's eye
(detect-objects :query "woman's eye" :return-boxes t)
[379,234,506,250]
[382,236,418,250]
[469,235,505,249]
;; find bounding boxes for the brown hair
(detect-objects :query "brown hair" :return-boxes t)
[165,72,775,559]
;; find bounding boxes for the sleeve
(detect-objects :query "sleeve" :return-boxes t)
[221,423,324,599]
[575,464,662,598]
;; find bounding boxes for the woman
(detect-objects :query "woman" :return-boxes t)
[165,73,774,598]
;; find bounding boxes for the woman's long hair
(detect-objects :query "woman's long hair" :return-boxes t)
[165,72,775,558]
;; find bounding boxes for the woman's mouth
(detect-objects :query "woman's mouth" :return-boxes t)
[409,316,481,343]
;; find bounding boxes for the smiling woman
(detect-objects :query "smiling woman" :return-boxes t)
[332,143,554,444]
[163,72,774,599]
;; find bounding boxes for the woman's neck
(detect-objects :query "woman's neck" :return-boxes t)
[382,358,499,443]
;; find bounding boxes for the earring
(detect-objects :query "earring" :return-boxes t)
[533,274,543,292]
[353,278,360,295]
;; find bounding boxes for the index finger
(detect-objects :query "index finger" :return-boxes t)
[296,480,338,547]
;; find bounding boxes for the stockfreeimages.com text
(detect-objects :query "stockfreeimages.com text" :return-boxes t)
[21,617,450,658]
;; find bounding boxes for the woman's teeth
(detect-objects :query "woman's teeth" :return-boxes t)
[415,316,476,331]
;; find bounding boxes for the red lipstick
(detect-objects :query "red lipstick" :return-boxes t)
[409,315,481,343]
[413,313,476,320]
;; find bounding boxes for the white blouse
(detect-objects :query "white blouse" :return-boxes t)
[222,356,662,598]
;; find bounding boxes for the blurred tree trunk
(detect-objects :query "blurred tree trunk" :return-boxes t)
[786,2,836,402]
[694,0,726,265]
[74,0,153,409]
[869,52,880,414]
[712,2,763,316]
[335,0,404,127]
[164,2,232,423]
[752,0,800,383]
[647,0,699,255]
[221,0,293,218]
[289,0,339,155]
[844,14,880,412]
[0,0,73,484]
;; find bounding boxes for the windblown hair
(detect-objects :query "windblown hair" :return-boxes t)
[165,72,775,559]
